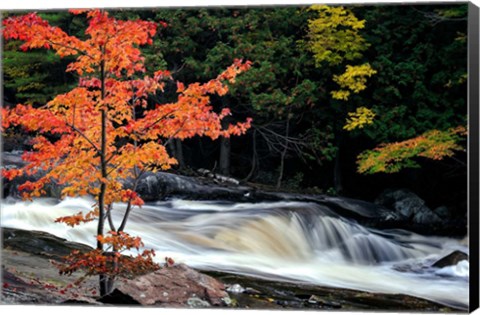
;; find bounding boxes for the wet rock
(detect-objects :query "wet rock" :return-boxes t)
[96,289,140,305]
[61,297,102,305]
[1,150,26,167]
[187,297,211,308]
[307,295,342,308]
[134,171,253,202]
[375,189,441,225]
[392,261,429,274]
[1,227,92,259]
[432,250,468,268]
[226,283,245,294]
[244,287,263,295]
[1,151,63,198]
[412,208,442,225]
[221,296,233,306]
[99,264,229,307]
[2,228,92,260]
[313,195,396,221]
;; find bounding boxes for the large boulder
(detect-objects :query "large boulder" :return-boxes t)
[432,250,468,268]
[99,264,230,307]
[2,228,92,259]
[2,151,64,198]
[374,189,442,225]
[134,171,252,201]
[1,150,253,201]
[432,206,452,220]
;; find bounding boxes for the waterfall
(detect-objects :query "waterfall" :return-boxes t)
[1,197,469,309]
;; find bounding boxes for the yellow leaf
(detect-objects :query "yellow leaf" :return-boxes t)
[343,106,376,131]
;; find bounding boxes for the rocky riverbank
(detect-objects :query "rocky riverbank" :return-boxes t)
[2,150,467,237]
[1,228,463,311]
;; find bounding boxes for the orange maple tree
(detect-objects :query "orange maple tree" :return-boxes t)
[2,9,251,295]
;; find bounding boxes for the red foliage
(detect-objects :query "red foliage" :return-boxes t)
[55,232,160,278]
[2,9,251,284]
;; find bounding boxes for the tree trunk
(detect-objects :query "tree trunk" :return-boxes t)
[167,139,185,169]
[167,141,176,160]
[98,109,109,296]
[333,133,343,194]
[218,97,232,176]
[175,138,185,169]
[244,129,257,182]
[276,118,290,189]
[276,149,287,189]
[98,57,111,297]
[219,136,231,176]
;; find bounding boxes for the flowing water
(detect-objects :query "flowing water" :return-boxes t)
[1,197,469,309]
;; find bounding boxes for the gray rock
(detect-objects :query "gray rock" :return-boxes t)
[393,199,419,218]
[376,189,425,219]
[308,295,342,308]
[2,228,92,259]
[221,296,233,306]
[433,206,450,219]
[61,297,102,305]
[375,189,441,225]
[187,297,211,308]
[131,171,253,202]
[412,208,442,224]
[226,283,245,294]
[244,287,263,295]
[432,250,468,268]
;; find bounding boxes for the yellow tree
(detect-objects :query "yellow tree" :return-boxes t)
[304,5,376,192]
[305,5,376,102]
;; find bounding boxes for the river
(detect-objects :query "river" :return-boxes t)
[0,196,469,309]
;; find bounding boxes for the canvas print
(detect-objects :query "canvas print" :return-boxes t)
[0,2,476,312]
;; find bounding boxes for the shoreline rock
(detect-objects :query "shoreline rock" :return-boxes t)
[99,264,229,307]
[432,250,469,268]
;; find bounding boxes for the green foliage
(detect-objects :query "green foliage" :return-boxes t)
[282,172,305,190]
[3,44,70,104]
[152,7,332,173]
[326,187,338,196]
[3,12,79,104]
[435,6,468,19]
[357,4,467,143]
[302,127,337,163]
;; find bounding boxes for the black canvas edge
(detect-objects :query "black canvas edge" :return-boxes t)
[469,1,480,313]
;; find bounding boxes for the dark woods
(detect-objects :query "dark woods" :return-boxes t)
[2,4,467,216]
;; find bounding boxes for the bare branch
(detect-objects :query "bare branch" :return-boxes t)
[47,40,95,60]
[65,122,101,153]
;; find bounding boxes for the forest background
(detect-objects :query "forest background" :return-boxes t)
[2,2,468,220]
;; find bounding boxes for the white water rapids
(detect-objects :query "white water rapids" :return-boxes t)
[1,197,469,309]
